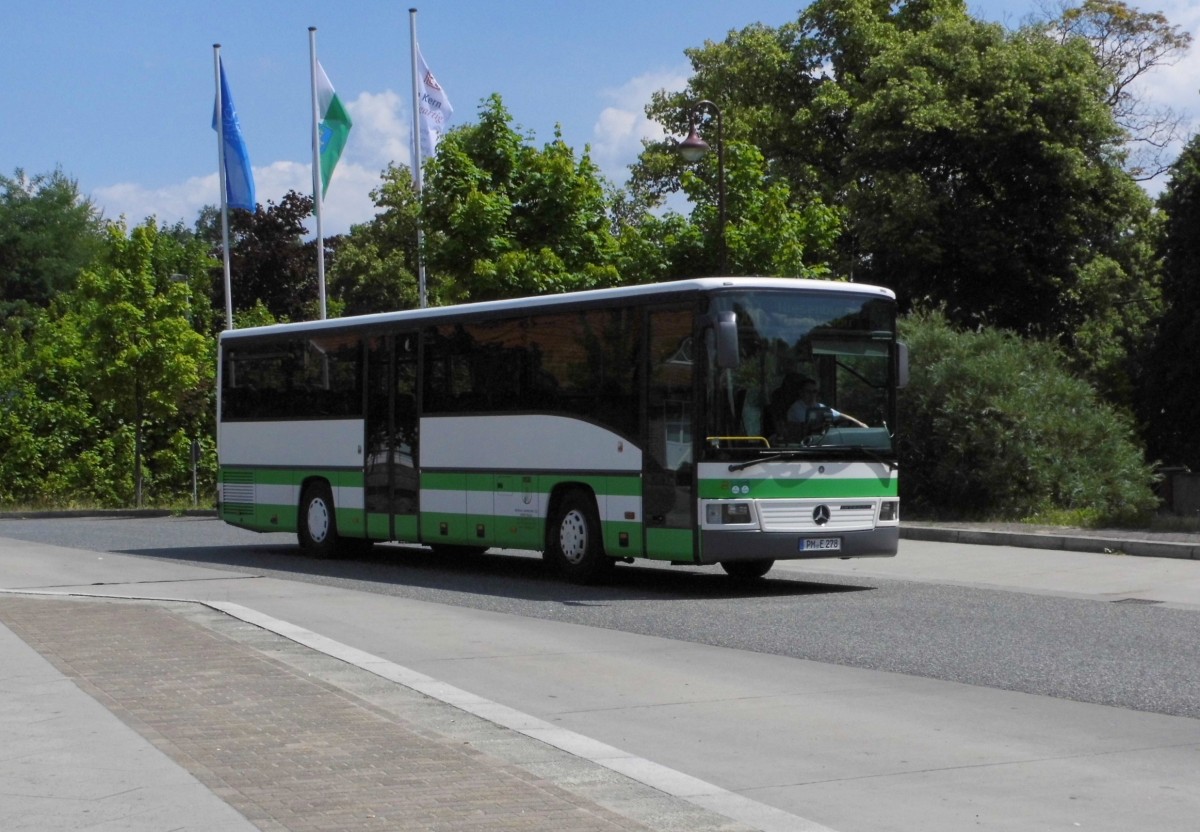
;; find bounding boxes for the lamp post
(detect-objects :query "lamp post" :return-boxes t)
[677,99,727,275]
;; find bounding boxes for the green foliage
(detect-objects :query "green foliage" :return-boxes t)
[422,95,620,302]
[1140,134,1200,470]
[197,191,321,323]
[0,219,216,507]
[899,310,1157,521]
[637,0,1161,394]
[4,1,1192,516]
[848,13,1144,338]
[0,168,105,325]
[329,164,422,315]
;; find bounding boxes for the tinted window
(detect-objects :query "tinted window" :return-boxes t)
[222,334,362,420]
[422,307,639,438]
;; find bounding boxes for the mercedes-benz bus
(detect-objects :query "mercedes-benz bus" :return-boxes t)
[217,277,907,581]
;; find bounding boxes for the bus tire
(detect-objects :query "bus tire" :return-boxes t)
[546,490,612,583]
[298,482,340,559]
[720,559,774,579]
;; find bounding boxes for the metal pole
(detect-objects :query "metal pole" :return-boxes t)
[213,45,234,330]
[309,27,327,320]
[410,7,428,308]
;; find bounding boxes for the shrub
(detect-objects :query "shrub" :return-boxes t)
[898,310,1156,522]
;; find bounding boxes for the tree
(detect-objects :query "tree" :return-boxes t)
[1140,135,1200,470]
[198,191,322,323]
[0,313,98,504]
[329,164,422,315]
[1045,0,1193,179]
[846,12,1148,338]
[64,220,212,505]
[421,95,621,302]
[637,0,1159,377]
[0,168,104,326]
[0,217,215,507]
[900,309,1156,521]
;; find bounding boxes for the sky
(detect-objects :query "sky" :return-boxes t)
[5,1,1199,237]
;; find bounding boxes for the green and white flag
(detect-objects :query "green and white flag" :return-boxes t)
[315,61,352,197]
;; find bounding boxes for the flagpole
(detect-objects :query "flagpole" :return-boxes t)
[309,26,328,320]
[409,7,428,309]
[213,44,235,330]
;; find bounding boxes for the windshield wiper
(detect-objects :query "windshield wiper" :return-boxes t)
[811,443,898,470]
[728,453,788,472]
[726,444,897,473]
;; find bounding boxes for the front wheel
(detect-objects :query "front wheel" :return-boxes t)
[720,559,775,579]
[298,482,340,559]
[545,490,613,583]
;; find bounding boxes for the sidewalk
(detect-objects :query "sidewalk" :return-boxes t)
[0,593,761,832]
[2,522,1198,831]
[902,521,1200,560]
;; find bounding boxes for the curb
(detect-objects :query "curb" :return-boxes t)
[0,508,217,521]
[901,525,1200,561]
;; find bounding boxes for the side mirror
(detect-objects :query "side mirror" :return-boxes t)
[896,341,910,389]
[714,311,739,369]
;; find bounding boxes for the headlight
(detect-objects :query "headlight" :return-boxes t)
[878,501,899,522]
[707,502,753,525]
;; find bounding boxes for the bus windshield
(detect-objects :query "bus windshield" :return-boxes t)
[703,289,897,460]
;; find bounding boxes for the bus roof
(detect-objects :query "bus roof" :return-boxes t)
[219,276,896,342]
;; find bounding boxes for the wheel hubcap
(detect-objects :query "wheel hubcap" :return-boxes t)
[559,510,588,564]
[307,498,330,543]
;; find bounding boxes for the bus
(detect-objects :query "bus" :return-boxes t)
[217,277,907,582]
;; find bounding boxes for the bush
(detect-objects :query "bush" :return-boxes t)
[898,311,1156,522]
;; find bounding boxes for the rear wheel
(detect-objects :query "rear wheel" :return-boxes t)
[545,490,613,583]
[720,559,774,579]
[298,482,340,559]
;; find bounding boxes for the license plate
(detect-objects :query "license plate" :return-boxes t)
[801,537,841,552]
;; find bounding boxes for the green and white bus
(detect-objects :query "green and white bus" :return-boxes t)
[217,277,907,581]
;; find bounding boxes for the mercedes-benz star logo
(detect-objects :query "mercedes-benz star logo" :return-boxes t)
[812,505,831,526]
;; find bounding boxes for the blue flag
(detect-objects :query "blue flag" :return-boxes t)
[212,58,256,212]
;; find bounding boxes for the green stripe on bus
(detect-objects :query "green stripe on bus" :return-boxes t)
[420,471,641,496]
[220,467,365,488]
[221,501,296,534]
[698,478,897,499]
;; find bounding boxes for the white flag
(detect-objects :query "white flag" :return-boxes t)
[416,47,453,160]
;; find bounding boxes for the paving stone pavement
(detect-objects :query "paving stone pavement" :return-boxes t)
[0,594,754,832]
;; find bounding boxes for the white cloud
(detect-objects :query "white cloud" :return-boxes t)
[91,88,414,237]
[591,67,689,184]
[92,174,216,228]
[344,89,412,172]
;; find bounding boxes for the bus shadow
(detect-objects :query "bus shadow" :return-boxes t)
[116,541,872,602]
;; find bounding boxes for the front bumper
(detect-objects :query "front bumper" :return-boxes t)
[700,525,899,563]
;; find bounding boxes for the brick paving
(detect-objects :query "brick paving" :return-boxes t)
[0,595,750,832]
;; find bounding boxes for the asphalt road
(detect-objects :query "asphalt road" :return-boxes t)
[3,514,1198,720]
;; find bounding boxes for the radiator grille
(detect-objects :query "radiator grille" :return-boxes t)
[221,470,255,516]
[757,500,877,533]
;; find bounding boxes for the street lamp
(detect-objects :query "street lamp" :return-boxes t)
[677,99,727,275]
